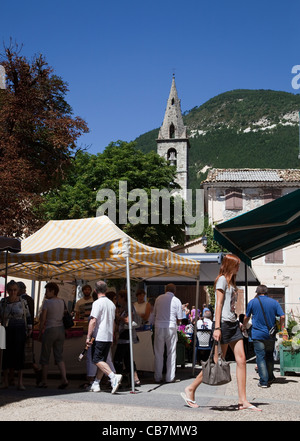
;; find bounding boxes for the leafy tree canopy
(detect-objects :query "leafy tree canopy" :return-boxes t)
[41,141,187,248]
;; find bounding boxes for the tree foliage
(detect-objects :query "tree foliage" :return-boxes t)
[0,42,88,237]
[41,141,187,248]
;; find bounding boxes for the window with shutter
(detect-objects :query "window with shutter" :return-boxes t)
[225,189,243,210]
[263,188,281,204]
[265,249,283,264]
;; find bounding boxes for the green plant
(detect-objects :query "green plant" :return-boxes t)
[177,330,191,348]
[282,314,300,353]
[287,313,298,339]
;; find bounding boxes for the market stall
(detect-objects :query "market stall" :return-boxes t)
[0,216,200,390]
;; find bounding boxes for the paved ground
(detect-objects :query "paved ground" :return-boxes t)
[0,359,299,424]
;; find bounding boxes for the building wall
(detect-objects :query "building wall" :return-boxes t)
[205,183,300,316]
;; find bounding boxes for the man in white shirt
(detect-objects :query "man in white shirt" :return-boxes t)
[153,283,183,383]
[86,280,122,394]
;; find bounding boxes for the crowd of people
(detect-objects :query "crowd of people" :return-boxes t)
[0,254,286,414]
[0,279,156,392]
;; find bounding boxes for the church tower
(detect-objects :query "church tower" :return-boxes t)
[157,75,190,199]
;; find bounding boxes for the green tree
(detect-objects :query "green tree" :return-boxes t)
[202,222,227,305]
[41,141,187,248]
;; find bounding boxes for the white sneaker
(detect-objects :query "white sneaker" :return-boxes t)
[89,382,101,392]
[111,374,122,394]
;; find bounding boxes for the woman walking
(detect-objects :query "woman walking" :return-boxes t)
[181,254,261,411]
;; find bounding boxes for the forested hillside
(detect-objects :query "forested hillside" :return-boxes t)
[134,89,300,190]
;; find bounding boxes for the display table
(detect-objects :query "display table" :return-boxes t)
[133,330,155,372]
[29,328,155,374]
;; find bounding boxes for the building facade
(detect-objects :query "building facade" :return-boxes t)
[202,168,300,317]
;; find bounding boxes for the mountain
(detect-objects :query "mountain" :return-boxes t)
[134,89,300,190]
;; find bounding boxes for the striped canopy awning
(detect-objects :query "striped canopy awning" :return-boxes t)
[0,216,200,281]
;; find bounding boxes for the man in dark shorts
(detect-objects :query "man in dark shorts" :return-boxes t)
[86,280,122,394]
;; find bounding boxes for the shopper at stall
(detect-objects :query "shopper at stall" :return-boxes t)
[197,309,213,330]
[86,280,122,394]
[114,289,141,386]
[189,305,200,324]
[182,303,190,320]
[133,289,151,325]
[181,254,262,411]
[17,281,41,381]
[38,282,68,389]
[0,280,32,390]
[153,283,183,383]
[243,285,285,387]
[74,284,94,320]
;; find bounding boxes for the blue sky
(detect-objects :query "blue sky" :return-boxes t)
[1,0,299,155]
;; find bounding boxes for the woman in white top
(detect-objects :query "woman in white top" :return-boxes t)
[181,254,261,412]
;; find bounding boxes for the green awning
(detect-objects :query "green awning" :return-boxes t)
[213,189,300,266]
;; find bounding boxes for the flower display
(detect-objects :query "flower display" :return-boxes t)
[177,330,191,348]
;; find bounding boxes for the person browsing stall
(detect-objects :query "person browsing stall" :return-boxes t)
[243,285,284,388]
[153,283,182,383]
[38,282,68,389]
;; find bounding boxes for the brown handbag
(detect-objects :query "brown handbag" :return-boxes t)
[201,340,232,386]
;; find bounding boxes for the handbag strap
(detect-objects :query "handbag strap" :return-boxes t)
[209,339,224,361]
[257,296,271,330]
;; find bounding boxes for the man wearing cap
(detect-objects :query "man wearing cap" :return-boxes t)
[243,285,285,388]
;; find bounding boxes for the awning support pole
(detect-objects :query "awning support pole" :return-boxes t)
[192,277,200,376]
[124,239,135,393]
[244,263,248,308]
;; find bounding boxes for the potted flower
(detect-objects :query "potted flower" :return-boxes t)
[280,314,300,376]
[176,330,191,368]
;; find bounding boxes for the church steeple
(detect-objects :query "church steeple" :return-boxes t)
[157,76,190,199]
[158,75,187,140]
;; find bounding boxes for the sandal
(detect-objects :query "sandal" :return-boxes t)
[37,382,48,388]
[238,403,262,411]
[58,382,68,389]
[180,392,199,408]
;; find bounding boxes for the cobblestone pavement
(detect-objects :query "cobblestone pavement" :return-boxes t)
[0,361,299,422]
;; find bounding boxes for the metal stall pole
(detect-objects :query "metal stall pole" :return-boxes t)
[192,277,200,376]
[124,238,136,393]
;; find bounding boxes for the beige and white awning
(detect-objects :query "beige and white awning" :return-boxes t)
[0,216,200,281]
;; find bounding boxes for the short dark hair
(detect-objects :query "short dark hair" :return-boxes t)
[45,282,59,296]
[118,289,127,301]
[255,285,268,295]
[7,280,19,291]
[136,289,146,296]
[166,283,176,293]
[17,281,26,291]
